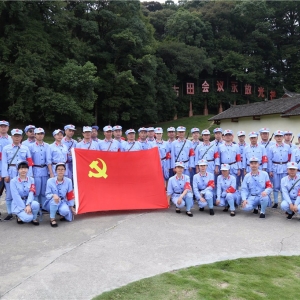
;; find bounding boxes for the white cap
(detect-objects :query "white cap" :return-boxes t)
[201,129,210,135]
[83,126,92,132]
[0,120,9,126]
[176,126,186,132]
[259,128,270,133]
[155,127,163,134]
[11,128,23,135]
[191,128,200,133]
[64,124,76,131]
[167,127,175,132]
[103,125,113,132]
[138,127,148,133]
[52,129,64,136]
[175,161,185,168]
[284,130,293,135]
[34,127,45,134]
[147,127,155,132]
[274,130,284,136]
[249,157,259,162]
[287,162,298,169]
[249,131,258,138]
[223,129,233,135]
[112,125,122,131]
[125,129,135,135]
[237,131,245,137]
[220,163,230,171]
[197,159,208,166]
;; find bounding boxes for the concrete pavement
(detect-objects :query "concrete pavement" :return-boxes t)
[1,196,300,300]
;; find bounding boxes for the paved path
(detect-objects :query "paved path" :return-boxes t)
[1,197,300,300]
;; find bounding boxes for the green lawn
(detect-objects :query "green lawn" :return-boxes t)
[42,115,216,142]
[94,256,300,300]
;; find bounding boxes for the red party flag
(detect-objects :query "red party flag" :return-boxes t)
[72,148,168,214]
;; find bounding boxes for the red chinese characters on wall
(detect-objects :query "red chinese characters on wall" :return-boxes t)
[270,90,276,100]
[186,83,194,95]
[244,84,252,95]
[216,81,224,92]
[258,87,265,98]
[231,82,238,93]
[202,81,209,93]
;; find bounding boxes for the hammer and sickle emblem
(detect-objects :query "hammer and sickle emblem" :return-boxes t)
[88,158,108,179]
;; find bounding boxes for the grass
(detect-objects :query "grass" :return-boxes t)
[94,256,300,300]
[42,115,216,143]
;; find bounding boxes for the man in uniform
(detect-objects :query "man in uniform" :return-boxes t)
[91,125,101,143]
[62,124,77,180]
[99,126,120,151]
[171,126,194,176]
[280,162,300,220]
[29,127,49,210]
[2,129,33,220]
[0,120,12,204]
[76,126,100,150]
[190,128,201,183]
[241,157,273,218]
[113,125,126,149]
[167,161,193,217]
[236,131,247,187]
[291,135,300,172]
[122,129,142,151]
[268,130,291,208]
[154,127,169,182]
[22,125,36,147]
[213,128,223,146]
[243,131,268,175]
[166,127,176,178]
[193,159,215,215]
[47,129,69,178]
[284,130,296,150]
[218,129,241,180]
[146,127,156,146]
[138,127,154,150]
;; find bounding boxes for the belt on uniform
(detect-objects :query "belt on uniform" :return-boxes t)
[226,161,237,165]
[206,159,214,162]
[21,196,28,200]
[174,192,182,194]
[33,164,47,168]
[8,164,16,166]
[161,157,166,161]
[251,194,258,196]
[272,161,288,165]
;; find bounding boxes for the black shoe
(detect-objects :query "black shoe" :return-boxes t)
[31,220,39,226]
[60,216,67,221]
[186,211,193,217]
[223,206,229,212]
[230,211,235,217]
[259,213,265,218]
[17,218,24,224]
[199,207,204,211]
[4,214,13,221]
[253,209,258,214]
[50,219,58,227]
[209,209,215,215]
[287,212,295,220]
[272,203,278,209]
[175,208,181,214]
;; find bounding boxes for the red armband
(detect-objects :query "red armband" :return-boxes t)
[288,154,291,161]
[0,152,2,160]
[262,155,268,163]
[214,151,219,159]
[29,184,36,195]
[226,186,236,193]
[265,180,272,188]
[184,182,192,190]
[207,180,215,188]
[66,190,75,201]
[298,189,300,196]
[236,154,241,162]
[189,148,195,157]
[166,152,171,160]
[26,157,34,166]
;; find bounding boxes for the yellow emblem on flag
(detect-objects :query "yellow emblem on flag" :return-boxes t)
[88,158,108,179]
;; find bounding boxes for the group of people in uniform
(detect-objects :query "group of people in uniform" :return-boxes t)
[0,120,300,225]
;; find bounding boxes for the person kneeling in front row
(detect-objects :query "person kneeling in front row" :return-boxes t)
[193,159,215,215]
[241,157,273,218]
[167,161,194,217]
[216,164,241,217]
[11,161,40,225]
[280,162,300,220]
[44,162,76,227]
